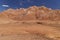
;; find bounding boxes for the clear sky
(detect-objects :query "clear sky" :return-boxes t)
[0,0,60,11]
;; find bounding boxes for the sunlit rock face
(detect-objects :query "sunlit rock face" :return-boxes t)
[1,6,60,21]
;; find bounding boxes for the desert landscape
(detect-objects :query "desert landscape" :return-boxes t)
[0,6,60,40]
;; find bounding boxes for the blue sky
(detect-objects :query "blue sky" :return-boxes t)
[0,0,60,11]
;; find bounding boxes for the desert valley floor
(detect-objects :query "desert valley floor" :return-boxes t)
[0,20,60,40]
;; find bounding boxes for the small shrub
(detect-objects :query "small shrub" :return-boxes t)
[36,22,42,24]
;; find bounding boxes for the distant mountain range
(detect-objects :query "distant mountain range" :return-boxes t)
[0,6,60,21]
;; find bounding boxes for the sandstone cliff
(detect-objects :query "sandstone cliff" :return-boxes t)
[1,6,60,21]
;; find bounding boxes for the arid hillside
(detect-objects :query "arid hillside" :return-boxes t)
[0,6,60,40]
[1,6,60,21]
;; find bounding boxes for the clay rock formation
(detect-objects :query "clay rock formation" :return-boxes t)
[1,6,60,21]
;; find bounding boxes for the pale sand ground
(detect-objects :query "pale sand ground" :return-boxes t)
[0,21,60,40]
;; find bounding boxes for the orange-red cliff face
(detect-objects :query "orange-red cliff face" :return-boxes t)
[1,6,60,21]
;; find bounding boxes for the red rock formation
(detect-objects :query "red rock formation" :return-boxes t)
[0,6,60,21]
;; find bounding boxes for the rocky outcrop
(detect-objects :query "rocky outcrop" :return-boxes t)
[1,6,60,21]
